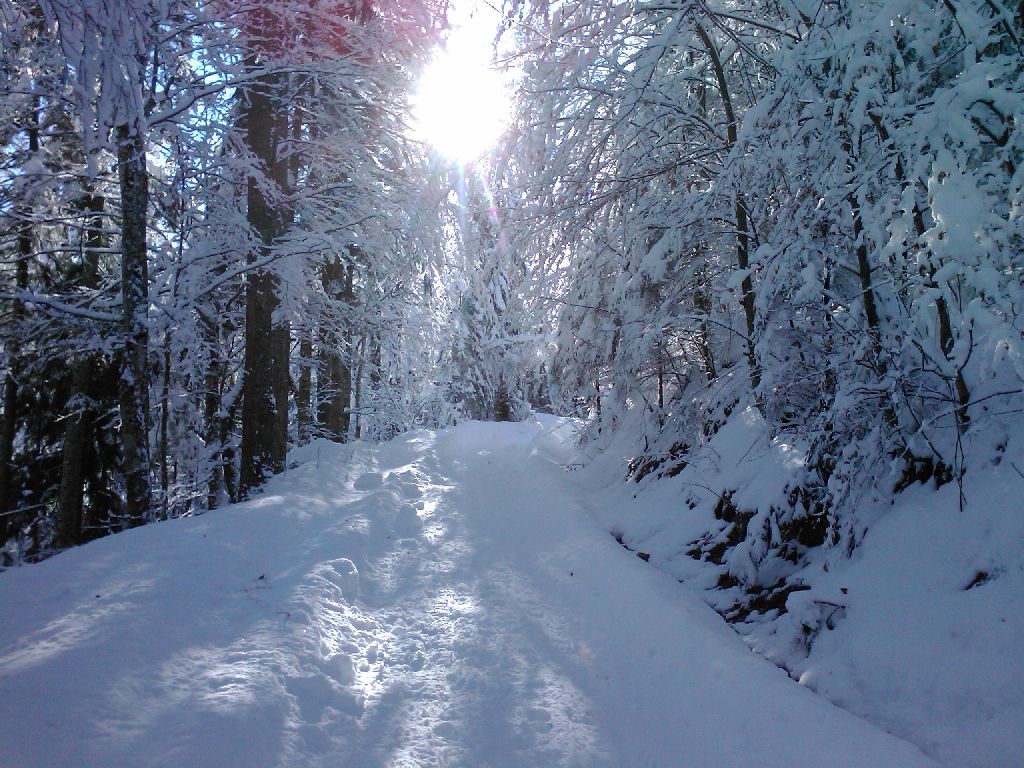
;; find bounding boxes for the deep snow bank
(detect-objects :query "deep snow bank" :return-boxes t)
[576,401,1024,768]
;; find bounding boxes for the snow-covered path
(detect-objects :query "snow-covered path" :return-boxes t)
[0,418,937,767]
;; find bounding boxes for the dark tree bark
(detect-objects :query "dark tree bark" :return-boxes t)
[870,114,970,429]
[116,123,152,528]
[850,198,900,425]
[354,336,382,439]
[296,335,313,444]
[272,321,290,462]
[54,191,105,548]
[352,337,365,439]
[0,249,27,525]
[843,194,899,429]
[240,267,283,494]
[55,360,94,547]
[695,23,760,393]
[494,385,513,422]
[317,258,354,441]
[239,70,292,496]
[369,337,383,388]
[850,197,883,336]
[0,104,39,534]
[202,305,231,509]
[693,251,718,382]
[0,365,17,524]
[0,225,28,528]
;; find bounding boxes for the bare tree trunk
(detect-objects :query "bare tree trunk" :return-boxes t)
[369,338,382,388]
[273,321,290,461]
[657,361,665,411]
[0,363,18,525]
[695,23,760,394]
[688,54,718,386]
[203,329,224,510]
[239,70,291,496]
[55,191,105,547]
[494,384,512,422]
[296,335,313,444]
[55,360,94,547]
[935,286,970,429]
[352,336,365,439]
[159,338,171,516]
[0,104,38,533]
[850,197,883,336]
[222,398,239,503]
[241,268,282,493]
[0,216,28,529]
[317,258,353,441]
[871,115,971,430]
[117,123,152,528]
[693,252,718,381]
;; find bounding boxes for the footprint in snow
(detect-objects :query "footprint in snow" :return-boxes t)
[312,558,360,602]
[393,504,423,536]
[286,667,363,721]
[524,707,554,733]
[353,472,383,491]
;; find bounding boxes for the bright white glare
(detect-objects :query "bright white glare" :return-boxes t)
[413,31,510,164]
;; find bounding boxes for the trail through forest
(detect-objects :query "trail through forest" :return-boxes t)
[0,417,938,767]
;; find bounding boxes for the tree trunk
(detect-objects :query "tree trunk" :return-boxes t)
[934,285,970,429]
[222,399,239,503]
[0,373,17,526]
[317,337,352,440]
[693,253,718,381]
[159,338,171,516]
[239,70,291,496]
[873,112,971,430]
[241,268,282,494]
[369,338,382,388]
[848,195,901,429]
[851,197,882,336]
[0,233,27,533]
[352,337,365,439]
[273,321,290,462]
[296,335,313,444]
[695,23,759,394]
[116,123,152,528]
[0,104,38,533]
[203,333,224,510]
[494,385,512,422]
[735,196,759,390]
[317,258,353,441]
[55,191,105,547]
[54,360,94,547]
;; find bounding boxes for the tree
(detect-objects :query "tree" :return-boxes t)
[498,0,1023,584]
[1,0,450,558]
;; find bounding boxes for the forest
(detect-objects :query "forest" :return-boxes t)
[1,0,1022,591]
[0,0,1017,558]
[1,0,1022,765]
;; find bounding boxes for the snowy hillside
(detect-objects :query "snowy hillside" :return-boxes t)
[0,417,940,768]
[581,402,1024,768]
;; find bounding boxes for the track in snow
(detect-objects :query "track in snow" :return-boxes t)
[0,417,937,767]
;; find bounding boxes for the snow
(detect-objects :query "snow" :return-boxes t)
[0,416,942,767]
[777,476,1024,768]
[577,408,1024,768]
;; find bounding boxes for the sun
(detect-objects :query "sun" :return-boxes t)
[413,33,510,164]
